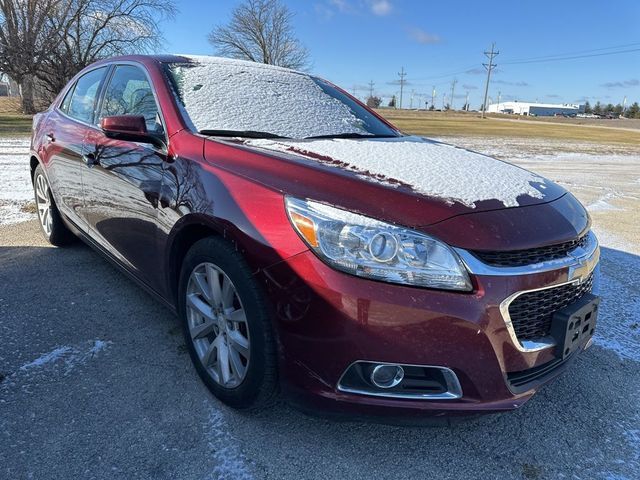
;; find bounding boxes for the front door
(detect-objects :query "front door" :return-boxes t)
[81,64,167,291]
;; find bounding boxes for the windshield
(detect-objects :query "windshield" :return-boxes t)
[164,56,399,139]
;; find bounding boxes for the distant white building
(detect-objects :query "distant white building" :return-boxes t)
[487,101,584,116]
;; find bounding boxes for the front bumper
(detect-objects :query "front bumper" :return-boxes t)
[260,235,600,416]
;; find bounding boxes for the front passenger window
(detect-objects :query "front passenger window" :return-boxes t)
[99,65,163,134]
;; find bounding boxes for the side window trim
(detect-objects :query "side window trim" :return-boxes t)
[94,64,116,126]
[88,66,111,125]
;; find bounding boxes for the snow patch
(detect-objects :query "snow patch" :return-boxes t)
[206,405,254,480]
[590,236,640,363]
[249,136,550,208]
[0,137,35,225]
[588,199,620,212]
[17,340,112,375]
[19,346,72,370]
[169,55,365,139]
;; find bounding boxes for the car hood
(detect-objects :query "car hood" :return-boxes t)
[245,136,559,210]
[205,135,575,248]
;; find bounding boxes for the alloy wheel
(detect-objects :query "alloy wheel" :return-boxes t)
[185,262,251,388]
[35,173,52,236]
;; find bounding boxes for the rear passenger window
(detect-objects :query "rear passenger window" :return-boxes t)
[98,65,163,134]
[67,67,108,123]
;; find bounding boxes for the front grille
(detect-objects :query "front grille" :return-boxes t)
[508,273,594,341]
[473,234,588,267]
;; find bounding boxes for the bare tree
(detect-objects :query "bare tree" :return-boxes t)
[208,0,309,70]
[0,0,175,113]
[38,0,176,100]
[0,0,67,113]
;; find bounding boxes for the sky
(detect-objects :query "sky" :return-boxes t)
[164,0,640,109]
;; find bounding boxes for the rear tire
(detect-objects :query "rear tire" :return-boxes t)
[33,165,75,246]
[178,236,278,409]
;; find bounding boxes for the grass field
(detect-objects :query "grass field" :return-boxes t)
[0,110,639,146]
[377,110,640,146]
[0,114,32,137]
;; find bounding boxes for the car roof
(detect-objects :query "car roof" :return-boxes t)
[90,54,306,76]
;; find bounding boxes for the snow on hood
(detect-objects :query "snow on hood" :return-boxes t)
[246,136,552,208]
[170,55,366,138]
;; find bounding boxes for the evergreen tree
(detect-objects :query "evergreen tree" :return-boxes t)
[625,102,640,119]
[366,96,382,108]
[584,100,592,114]
[388,95,396,108]
[613,104,624,116]
[593,101,602,115]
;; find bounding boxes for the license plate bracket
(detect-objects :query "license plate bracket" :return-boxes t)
[550,292,600,360]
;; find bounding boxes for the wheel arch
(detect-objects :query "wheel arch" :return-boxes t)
[30,154,41,183]
[165,214,237,306]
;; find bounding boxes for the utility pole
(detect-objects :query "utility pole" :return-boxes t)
[497,91,501,106]
[481,42,499,118]
[368,80,375,99]
[431,86,436,110]
[450,79,457,111]
[410,89,416,109]
[352,85,358,99]
[442,93,446,110]
[398,67,407,109]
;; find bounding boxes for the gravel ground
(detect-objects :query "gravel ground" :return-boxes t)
[1,139,639,480]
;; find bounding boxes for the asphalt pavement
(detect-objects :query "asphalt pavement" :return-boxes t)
[1,220,638,480]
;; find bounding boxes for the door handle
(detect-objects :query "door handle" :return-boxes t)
[83,153,99,168]
[45,133,55,143]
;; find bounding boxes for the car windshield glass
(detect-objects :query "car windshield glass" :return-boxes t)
[164,56,399,139]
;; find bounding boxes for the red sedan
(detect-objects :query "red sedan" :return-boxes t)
[29,55,600,417]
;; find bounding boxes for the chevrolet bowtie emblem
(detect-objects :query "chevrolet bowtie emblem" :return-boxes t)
[567,245,598,283]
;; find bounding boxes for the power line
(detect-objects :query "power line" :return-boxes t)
[398,67,407,109]
[501,41,640,64]
[411,65,479,81]
[481,42,498,119]
[502,47,640,65]
[368,80,375,99]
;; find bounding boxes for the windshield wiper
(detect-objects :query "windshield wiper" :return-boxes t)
[199,129,290,139]
[304,132,399,140]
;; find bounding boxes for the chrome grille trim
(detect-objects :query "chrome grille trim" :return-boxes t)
[455,230,599,278]
[499,265,599,353]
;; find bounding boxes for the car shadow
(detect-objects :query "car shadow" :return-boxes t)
[1,241,638,479]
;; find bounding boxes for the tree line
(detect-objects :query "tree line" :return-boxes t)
[0,0,175,114]
[583,100,640,118]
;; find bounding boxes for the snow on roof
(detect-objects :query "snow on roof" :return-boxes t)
[490,101,581,109]
[247,136,551,208]
[168,55,366,138]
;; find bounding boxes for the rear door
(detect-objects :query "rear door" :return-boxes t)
[81,64,167,290]
[44,66,109,229]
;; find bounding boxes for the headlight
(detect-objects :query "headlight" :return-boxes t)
[285,197,472,291]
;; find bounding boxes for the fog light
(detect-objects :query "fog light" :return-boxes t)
[370,364,404,389]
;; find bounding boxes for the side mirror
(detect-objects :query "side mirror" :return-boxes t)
[100,115,164,148]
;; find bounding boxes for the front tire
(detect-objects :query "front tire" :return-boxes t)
[33,165,75,246]
[178,236,278,409]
